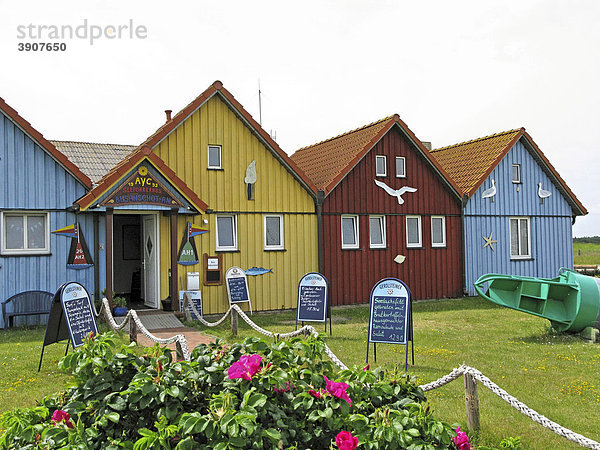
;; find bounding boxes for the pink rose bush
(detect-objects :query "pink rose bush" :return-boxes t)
[228,353,263,381]
[51,410,74,429]
[452,426,470,450]
[335,430,359,450]
[324,376,352,406]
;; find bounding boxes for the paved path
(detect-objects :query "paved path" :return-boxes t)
[130,310,216,355]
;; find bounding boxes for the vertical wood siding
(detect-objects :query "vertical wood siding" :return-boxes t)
[322,127,463,304]
[0,112,95,328]
[464,140,574,295]
[153,95,318,314]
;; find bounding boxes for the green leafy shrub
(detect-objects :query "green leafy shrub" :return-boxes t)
[0,332,457,449]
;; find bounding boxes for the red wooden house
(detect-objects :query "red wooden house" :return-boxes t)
[291,115,464,304]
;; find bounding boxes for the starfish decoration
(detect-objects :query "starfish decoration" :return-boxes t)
[482,232,497,251]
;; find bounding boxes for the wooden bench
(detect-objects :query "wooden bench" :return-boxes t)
[2,291,54,330]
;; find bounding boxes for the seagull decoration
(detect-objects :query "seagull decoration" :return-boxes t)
[374,179,418,205]
[481,179,497,202]
[538,182,552,204]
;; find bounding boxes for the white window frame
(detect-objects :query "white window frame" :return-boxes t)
[396,156,406,178]
[264,214,284,250]
[208,145,222,169]
[431,216,446,248]
[406,215,422,248]
[341,215,359,249]
[215,214,237,251]
[510,216,531,259]
[369,215,386,249]
[375,155,387,177]
[512,164,521,184]
[1,211,50,255]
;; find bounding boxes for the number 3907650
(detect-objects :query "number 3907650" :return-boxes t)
[18,42,67,51]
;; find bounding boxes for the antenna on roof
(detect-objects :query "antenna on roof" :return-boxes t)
[258,79,262,126]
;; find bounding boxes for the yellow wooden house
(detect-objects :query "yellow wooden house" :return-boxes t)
[75,81,318,314]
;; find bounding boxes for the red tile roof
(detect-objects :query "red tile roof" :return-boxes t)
[430,129,587,215]
[76,81,318,210]
[291,115,463,198]
[0,97,92,189]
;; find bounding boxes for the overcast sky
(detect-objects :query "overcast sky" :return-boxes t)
[1,0,598,236]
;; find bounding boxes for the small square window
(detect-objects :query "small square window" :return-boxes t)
[375,155,387,177]
[216,214,237,251]
[510,217,530,259]
[208,145,222,169]
[396,157,406,178]
[369,215,386,248]
[341,215,359,249]
[512,164,521,183]
[406,215,422,248]
[264,215,284,250]
[431,216,446,247]
[1,212,50,255]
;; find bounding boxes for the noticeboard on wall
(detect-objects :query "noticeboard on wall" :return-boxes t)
[225,266,252,314]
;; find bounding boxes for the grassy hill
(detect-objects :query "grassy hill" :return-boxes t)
[574,236,600,265]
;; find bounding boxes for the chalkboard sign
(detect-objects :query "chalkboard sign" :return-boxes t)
[368,278,409,344]
[366,278,414,369]
[60,282,99,347]
[297,273,328,322]
[179,290,202,320]
[39,282,98,371]
[225,267,252,313]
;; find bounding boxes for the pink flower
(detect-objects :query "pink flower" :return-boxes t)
[363,364,370,371]
[324,376,352,406]
[308,389,322,398]
[452,427,470,450]
[335,430,358,450]
[228,354,263,381]
[52,410,74,429]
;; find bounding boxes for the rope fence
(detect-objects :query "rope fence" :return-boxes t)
[97,297,599,449]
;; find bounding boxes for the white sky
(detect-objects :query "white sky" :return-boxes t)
[1,0,598,236]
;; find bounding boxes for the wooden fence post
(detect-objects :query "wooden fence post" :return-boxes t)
[464,373,480,431]
[231,308,238,336]
[129,317,137,344]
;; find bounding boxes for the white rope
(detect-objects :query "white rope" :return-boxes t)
[419,365,600,449]
[99,298,190,361]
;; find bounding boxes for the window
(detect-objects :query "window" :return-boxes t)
[406,215,422,248]
[208,145,222,169]
[264,215,284,250]
[396,157,406,178]
[369,215,386,248]
[431,216,446,247]
[510,217,530,259]
[512,164,521,183]
[215,214,237,251]
[1,212,50,255]
[341,215,359,249]
[375,155,387,177]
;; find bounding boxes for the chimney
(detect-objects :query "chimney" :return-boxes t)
[165,110,172,123]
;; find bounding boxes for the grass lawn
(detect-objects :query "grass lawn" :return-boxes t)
[187,297,600,449]
[2,299,598,449]
[574,242,600,265]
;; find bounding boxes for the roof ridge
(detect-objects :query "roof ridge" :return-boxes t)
[295,115,396,152]
[50,139,136,147]
[431,128,524,152]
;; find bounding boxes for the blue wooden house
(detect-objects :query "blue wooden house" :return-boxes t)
[0,97,95,328]
[430,128,587,296]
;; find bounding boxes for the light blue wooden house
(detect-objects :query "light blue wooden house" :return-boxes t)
[430,128,587,296]
[0,97,96,328]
